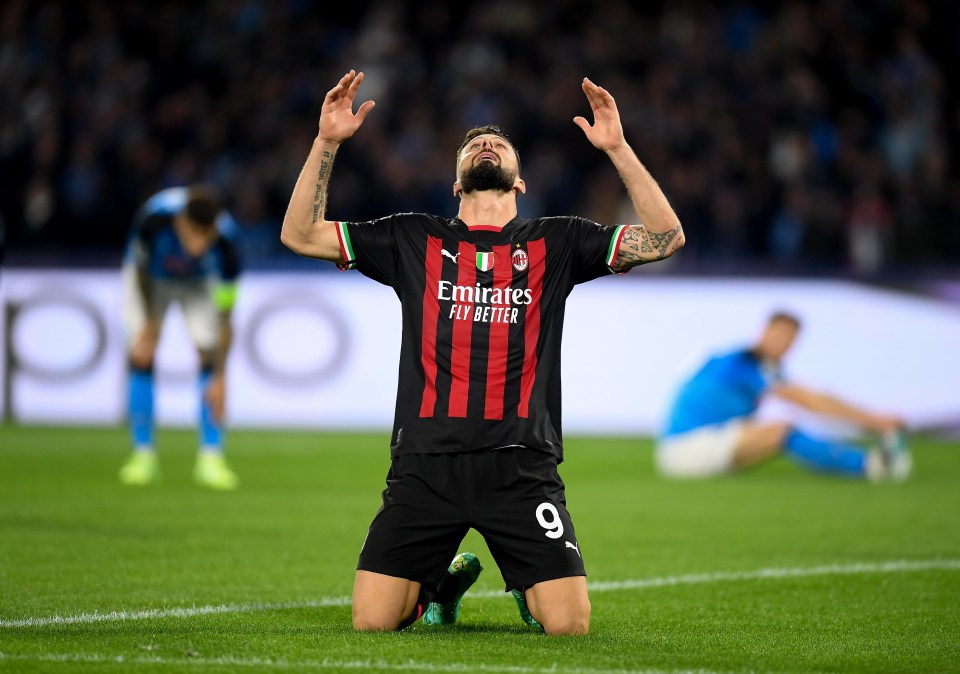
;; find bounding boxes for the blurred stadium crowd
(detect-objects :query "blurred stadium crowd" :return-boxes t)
[1,0,957,275]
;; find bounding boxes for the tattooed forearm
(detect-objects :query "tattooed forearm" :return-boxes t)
[311,150,335,224]
[665,230,685,256]
[645,226,680,257]
[612,223,684,271]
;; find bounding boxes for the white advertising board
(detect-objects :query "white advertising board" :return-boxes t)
[1,270,957,435]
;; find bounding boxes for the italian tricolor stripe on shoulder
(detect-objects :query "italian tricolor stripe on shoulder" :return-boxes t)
[606,224,628,269]
[335,221,356,270]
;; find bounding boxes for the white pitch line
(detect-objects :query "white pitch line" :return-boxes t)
[2,558,958,629]
[580,558,960,593]
[0,596,350,629]
[0,652,729,674]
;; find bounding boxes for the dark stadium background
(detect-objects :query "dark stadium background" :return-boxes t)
[2,0,958,277]
[1,7,959,670]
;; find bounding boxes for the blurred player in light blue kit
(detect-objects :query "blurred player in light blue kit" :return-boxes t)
[656,311,912,482]
[118,185,242,490]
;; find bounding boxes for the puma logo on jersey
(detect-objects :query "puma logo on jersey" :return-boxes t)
[565,541,581,557]
[441,249,460,262]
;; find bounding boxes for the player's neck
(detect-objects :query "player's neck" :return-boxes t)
[457,191,517,230]
[751,344,780,364]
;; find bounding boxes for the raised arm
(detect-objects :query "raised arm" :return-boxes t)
[280,70,376,261]
[574,77,684,271]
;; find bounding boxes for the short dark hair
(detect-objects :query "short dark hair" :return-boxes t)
[768,311,801,329]
[457,125,521,173]
[184,185,222,228]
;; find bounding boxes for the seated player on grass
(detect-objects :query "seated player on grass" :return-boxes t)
[655,311,912,482]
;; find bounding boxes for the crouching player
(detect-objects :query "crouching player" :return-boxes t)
[119,185,242,490]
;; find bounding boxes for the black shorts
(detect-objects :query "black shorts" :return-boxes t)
[357,448,586,592]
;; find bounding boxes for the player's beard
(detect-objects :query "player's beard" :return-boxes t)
[460,161,516,194]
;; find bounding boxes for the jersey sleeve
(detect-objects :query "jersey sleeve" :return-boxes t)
[334,216,399,287]
[207,212,242,311]
[753,358,783,395]
[126,212,167,272]
[570,218,629,285]
[215,212,243,281]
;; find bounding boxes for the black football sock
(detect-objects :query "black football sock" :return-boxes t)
[432,568,462,604]
[396,586,435,631]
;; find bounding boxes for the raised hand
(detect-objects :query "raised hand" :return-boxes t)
[319,70,376,144]
[573,77,626,153]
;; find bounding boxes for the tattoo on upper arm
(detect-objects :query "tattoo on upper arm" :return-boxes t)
[612,223,683,271]
[311,150,335,224]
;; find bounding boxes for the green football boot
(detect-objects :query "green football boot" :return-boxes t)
[119,451,159,486]
[193,453,240,491]
[511,589,543,630]
[422,552,483,625]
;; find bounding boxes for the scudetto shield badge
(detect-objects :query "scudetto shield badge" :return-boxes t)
[476,251,494,271]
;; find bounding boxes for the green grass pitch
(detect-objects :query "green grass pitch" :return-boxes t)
[1,425,958,673]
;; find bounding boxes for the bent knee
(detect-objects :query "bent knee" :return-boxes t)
[542,615,590,636]
[540,602,591,636]
[771,421,793,444]
[129,357,156,370]
[352,614,401,632]
[352,606,403,632]
[198,351,216,371]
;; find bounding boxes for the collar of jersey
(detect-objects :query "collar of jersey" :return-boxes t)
[452,216,522,233]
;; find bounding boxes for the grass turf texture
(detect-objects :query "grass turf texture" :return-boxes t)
[1,425,958,674]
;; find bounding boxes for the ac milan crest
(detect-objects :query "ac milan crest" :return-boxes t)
[512,248,528,272]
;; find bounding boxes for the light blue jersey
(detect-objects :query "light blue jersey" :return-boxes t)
[123,187,242,283]
[663,349,782,437]
[123,188,241,463]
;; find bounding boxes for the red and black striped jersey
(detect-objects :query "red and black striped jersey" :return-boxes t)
[336,214,627,462]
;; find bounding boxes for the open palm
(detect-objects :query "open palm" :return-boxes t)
[573,78,625,152]
[319,70,376,144]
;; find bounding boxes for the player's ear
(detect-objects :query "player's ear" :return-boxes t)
[453,181,462,198]
[514,178,526,195]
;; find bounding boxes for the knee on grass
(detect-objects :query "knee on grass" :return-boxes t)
[352,608,403,632]
[537,600,591,636]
